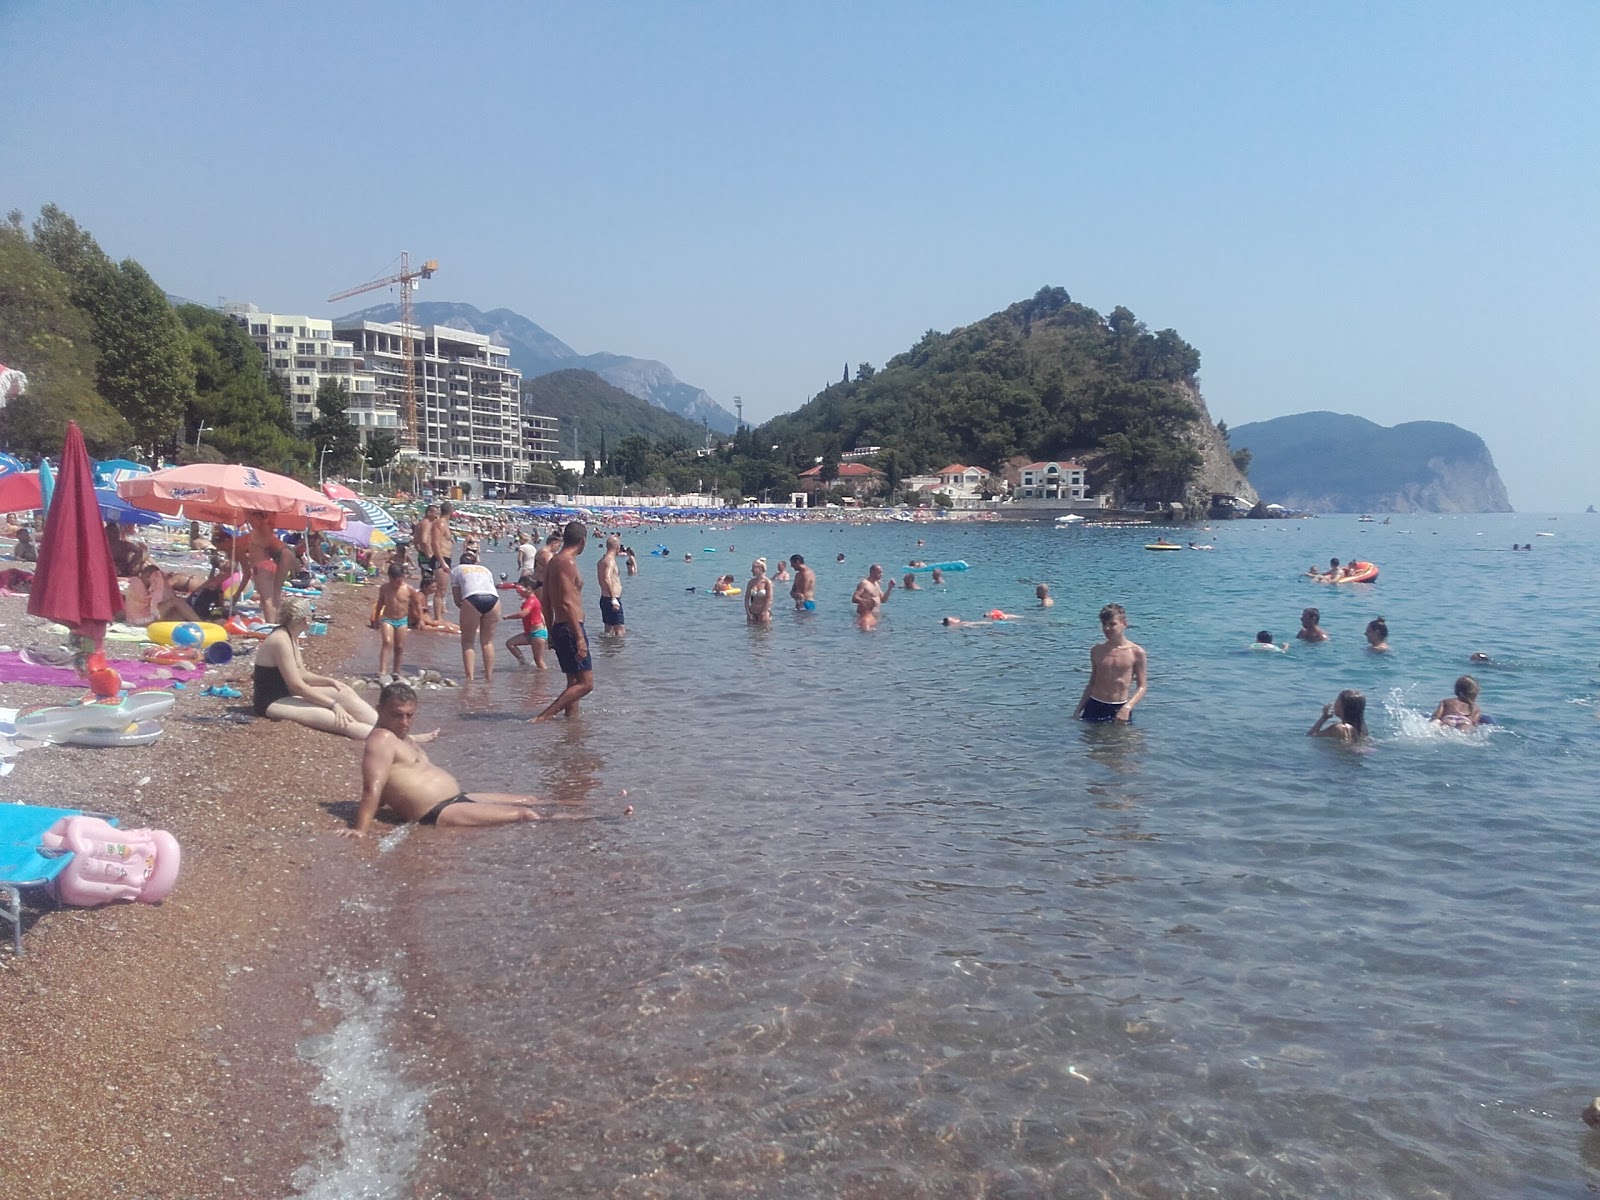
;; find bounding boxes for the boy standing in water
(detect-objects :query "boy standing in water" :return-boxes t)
[1073,602,1148,723]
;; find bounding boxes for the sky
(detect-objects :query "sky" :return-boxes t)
[5,2,1596,508]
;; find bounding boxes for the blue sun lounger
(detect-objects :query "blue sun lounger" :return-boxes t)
[0,803,117,955]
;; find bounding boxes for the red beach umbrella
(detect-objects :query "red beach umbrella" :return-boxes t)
[0,470,43,513]
[26,422,122,645]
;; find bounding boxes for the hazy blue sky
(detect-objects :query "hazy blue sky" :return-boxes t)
[6,3,1595,508]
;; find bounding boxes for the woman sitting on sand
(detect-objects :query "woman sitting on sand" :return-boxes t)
[252,595,379,741]
[1308,690,1368,742]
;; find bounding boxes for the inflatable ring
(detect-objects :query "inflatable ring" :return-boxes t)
[1333,561,1380,584]
[146,620,229,648]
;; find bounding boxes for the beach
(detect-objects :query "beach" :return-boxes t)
[0,582,376,1199]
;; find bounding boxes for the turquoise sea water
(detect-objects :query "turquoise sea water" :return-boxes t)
[318,514,1600,1198]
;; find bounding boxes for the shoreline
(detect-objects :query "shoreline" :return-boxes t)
[0,581,383,1198]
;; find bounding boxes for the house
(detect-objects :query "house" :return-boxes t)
[1013,461,1088,501]
[797,461,885,501]
[933,464,992,495]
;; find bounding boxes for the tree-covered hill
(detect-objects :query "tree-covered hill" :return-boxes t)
[760,287,1251,506]
[1230,412,1512,513]
[522,369,711,460]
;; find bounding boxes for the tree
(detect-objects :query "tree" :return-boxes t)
[178,305,307,471]
[0,221,131,455]
[364,431,399,473]
[820,449,840,486]
[308,378,360,476]
[95,260,196,454]
[611,434,654,484]
[1231,446,1252,475]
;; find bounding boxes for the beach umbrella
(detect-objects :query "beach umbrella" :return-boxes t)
[0,471,43,513]
[322,481,397,532]
[95,487,163,527]
[27,422,121,650]
[92,458,150,488]
[326,521,395,549]
[37,457,54,514]
[119,462,346,530]
[0,452,24,478]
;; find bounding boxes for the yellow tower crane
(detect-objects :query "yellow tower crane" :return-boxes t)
[328,254,438,449]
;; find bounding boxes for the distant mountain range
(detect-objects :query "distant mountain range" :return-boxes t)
[522,370,709,459]
[338,300,738,433]
[1230,412,1512,513]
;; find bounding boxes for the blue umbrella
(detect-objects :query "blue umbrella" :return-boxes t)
[0,452,23,478]
[38,457,54,514]
[96,487,163,526]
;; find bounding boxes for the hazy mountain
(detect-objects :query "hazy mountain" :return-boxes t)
[521,370,709,459]
[1230,412,1512,513]
[339,300,738,433]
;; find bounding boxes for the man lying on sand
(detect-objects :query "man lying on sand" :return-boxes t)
[342,682,632,835]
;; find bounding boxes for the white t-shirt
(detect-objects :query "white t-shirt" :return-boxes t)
[516,541,538,575]
[450,562,497,600]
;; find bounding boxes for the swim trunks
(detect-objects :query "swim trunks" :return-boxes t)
[549,621,592,675]
[1079,696,1128,723]
[419,794,471,825]
[600,596,624,627]
[383,617,408,629]
[532,626,548,640]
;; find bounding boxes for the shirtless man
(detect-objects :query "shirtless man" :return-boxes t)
[597,535,625,636]
[531,521,593,721]
[1073,602,1148,723]
[851,563,894,629]
[105,520,149,577]
[532,530,561,588]
[426,502,458,619]
[789,554,816,611]
[342,682,629,835]
[1297,607,1328,642]
[372,564,416,679]
[1036,583,1054,608]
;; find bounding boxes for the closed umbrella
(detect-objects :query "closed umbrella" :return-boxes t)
[27,422,121,652]
[119,463,346,530]
[37,457,54,514]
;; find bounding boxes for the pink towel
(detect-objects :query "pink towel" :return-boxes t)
[0,651,201,690]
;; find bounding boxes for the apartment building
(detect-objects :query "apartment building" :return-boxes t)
[333,319,531,491]
[224,304,393,440]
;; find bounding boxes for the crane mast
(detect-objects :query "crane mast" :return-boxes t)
[328,254,438,449]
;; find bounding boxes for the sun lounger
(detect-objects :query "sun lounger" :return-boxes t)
[0,803,117,955]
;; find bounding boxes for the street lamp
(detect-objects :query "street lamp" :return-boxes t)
[194,422,211,450]
[318,443,332,485]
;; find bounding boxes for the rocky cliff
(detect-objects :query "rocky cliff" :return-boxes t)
[1229,412,1512,513]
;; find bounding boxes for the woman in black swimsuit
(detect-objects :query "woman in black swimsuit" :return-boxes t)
[449,549,501,681]
[252,596,379,740]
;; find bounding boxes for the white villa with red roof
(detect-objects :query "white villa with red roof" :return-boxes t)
[1003,460,1107,510]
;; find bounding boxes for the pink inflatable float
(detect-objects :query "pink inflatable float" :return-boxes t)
[42,816,181,906]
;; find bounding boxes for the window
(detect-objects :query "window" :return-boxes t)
[274,325,292,334]
[296,375,311,386]
[251,324,268,336]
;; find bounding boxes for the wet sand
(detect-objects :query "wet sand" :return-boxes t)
[0,583,378,1198]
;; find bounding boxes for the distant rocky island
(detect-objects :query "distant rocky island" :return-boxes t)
[339,300,739,433]
[1230,411,1512,513]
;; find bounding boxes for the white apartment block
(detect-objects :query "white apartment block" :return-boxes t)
[333,320,530,490]
[224,304,394,440]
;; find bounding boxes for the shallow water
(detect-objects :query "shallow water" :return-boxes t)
[324,514,1600,1197]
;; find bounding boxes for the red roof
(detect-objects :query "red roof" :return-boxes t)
[1020,460,1084,472]
[799,462,884,479]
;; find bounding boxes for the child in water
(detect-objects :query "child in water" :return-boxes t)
[1251,630,1287,652]
[1308,690,1368,742]
[1430,676,1482,730]
[1365,617,1390,652]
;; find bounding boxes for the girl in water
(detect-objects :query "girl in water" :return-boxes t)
[1430,676,1482,729]
[744,557,773,624]
[1308,690,1368,742]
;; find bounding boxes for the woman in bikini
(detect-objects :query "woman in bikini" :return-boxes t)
[744,557,774,624]
[1430,676,1482,730]
[449,549,501,681]
[252,596,379,740]
[1308,689,1369,743]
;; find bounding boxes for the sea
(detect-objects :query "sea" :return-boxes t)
[293,513,1600,1200]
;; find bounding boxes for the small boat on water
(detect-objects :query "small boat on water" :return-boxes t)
[1055,514,1084,525]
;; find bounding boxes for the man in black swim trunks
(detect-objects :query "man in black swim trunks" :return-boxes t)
[530,520,594,721]
[342,682,630,835]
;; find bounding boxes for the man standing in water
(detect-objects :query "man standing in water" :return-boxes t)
[851,563,894,629]
[344,682,630,833]
[1073,602,1148,723]
[790,553,816,611]
[597,534,625,636]
[531,521,594,721]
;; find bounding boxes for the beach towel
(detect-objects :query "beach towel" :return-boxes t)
[0,650,200,690]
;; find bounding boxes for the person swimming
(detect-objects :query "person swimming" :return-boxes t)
[1430,675,1482,729]
[1251,630,1287,651]
[1365,616,1390,652]
[1308,689,1368,742]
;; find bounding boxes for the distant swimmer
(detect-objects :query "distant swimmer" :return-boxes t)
[852,564,895,629]
[344,682,630,835]
[790,554,816,611]
[1036,583,1054,608]
[930,568,945,585]
[1430,675,1482,729]
[1073,603,1147,723]
[985,609,1023,621]
[625,546,638,576]
[1365,616,1390,653]
[903,573,920,591]
[1469,651,1492,665]
[1297,607,1328,643]
[774,559,790,582]
[1308,689,1368,742]
[1320,558,1342,581]
[1251,630,1288,652]
[837,553,846,563]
